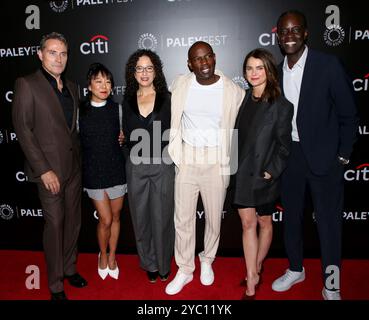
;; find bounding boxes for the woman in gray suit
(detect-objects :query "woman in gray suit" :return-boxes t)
[122,49,174,283]
[231,48,293,299]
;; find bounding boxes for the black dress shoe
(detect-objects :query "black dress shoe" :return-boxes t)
[64,273,88,288]
[50,291,68,301]
[159,271,170,282]
[146,271,158,283]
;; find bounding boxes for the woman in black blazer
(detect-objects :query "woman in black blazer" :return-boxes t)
[122,49,174,284]
[232,48,293,299]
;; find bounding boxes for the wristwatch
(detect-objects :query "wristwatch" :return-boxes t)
[338,156,350,165]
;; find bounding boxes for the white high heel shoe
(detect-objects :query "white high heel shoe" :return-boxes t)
[98,253,109,280]
[108,260,119,280]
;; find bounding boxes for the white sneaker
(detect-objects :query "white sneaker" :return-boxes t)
[272,268,305,292]
[200,261,214,286]
[322,288,341,300]
[165,271,193,295]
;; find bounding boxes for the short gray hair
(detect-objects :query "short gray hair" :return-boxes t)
[39,32,68,50]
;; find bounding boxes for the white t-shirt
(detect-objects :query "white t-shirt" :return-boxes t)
[182,77,224,147]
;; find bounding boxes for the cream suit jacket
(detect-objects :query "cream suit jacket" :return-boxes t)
[168,70,245,186]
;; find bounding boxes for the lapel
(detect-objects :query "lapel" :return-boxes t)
[65,80,78,132]
[148,92,165,126]
[36,70,72,133]
[127,92,165,127]
[235,90,251,129]
[278,63,284,94]
[296,49,314,123]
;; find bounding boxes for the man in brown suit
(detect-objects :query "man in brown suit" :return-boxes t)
[12,32,87,300]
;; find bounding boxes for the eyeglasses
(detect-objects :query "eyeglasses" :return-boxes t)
[135,65,154,73]
[278,26,304,36]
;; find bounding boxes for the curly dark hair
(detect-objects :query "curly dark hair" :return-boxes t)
[124,49,168,97]
[243,48,281,103]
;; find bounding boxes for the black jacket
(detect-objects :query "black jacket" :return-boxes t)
[231,91,293,206]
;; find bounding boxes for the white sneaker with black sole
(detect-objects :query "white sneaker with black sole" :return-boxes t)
[322,288,341,300]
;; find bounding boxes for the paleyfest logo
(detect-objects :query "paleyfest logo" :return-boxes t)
[138,33,158,51]
[49,1,69,13]
[0,204,14,220]
[324,24,345,46]
[324,5,345,46]
[232,76,249,90]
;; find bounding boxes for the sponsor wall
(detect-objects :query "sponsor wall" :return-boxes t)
[0,0,368,258]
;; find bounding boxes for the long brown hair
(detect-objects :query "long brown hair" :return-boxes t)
[243,48,281,103]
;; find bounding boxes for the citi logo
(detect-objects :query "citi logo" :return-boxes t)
[16,171,28,182]
[344,163,369,181]
[272,204,283,222]
[5,90,13,102]
[258,27,277,46]
[354,29,369,40]
[80,35,109,55]
[353,73,369,92]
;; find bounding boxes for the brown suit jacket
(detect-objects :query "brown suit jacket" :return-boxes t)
[12,69,80,183]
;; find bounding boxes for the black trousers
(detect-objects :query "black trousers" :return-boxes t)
[281,143,344,288]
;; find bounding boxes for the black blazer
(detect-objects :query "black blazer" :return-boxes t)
[122,91,171,155]
[279,48,358,175]
[231,91,293,206]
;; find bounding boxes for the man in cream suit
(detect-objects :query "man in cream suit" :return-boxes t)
[12,32,87,300]
[165,41,245,295]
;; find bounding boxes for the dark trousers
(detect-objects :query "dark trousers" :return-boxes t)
[281,143,343,288]
[37,168,81,293]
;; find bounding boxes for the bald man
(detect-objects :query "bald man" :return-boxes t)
[165,41,245,295]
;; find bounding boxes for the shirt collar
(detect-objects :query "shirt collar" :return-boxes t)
[41,67,66,89]
[283,45,308,71]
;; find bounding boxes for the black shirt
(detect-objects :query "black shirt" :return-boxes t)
[122,92,171,159]
[41,68,74,129]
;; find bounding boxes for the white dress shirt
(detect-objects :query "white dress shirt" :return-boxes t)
[283,45,308,142]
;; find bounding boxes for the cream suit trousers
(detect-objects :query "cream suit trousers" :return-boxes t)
[174,143,227,274]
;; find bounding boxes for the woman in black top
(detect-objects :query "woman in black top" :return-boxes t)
[123,49,174,283]
[79,63,126,280]
[231,49,293,298]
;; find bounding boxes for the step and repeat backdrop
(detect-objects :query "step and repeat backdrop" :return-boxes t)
[0,0,368,258]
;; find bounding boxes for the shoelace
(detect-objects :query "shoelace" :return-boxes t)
[281,270,296,281]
